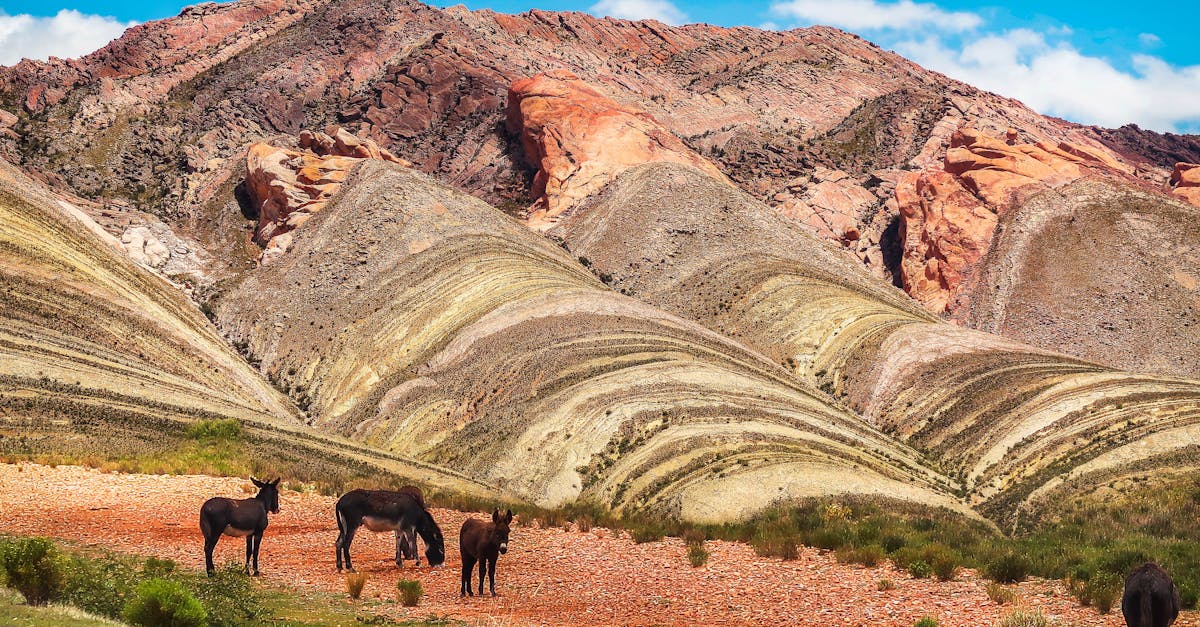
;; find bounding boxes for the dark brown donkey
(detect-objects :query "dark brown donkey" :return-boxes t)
[199,477,280,576]
[460,509,513,597]
[335,489,446,572]
[1122,562,1181,627]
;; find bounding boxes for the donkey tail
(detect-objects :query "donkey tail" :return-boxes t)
[1139,587,1153,627]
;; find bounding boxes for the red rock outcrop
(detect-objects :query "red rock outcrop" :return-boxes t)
[246,126,409,263]
[507,71,727,229]
[894,127,1131,313]
[776,167,876,243]
[1170,163,1200,206]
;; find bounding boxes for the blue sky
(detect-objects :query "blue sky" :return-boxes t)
[3,0,1199,132]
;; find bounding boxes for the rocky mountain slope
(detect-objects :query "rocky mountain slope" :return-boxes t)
[555,162,1200,525]
[3,0,1198,378]
[215,159,965,521]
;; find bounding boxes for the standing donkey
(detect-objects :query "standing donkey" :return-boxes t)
[335,489,446,572]
[1122,562,1181,627]
[460,509,513,597]
[199,477,280,576]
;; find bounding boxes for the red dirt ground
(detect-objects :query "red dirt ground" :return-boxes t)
[0,463,1192,626]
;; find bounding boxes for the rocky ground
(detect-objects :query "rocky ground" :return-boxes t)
[0,463,1176,626]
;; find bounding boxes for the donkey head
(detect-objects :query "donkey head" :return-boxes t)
[251,477,281,514]
[492,508,513,554]
[419,509,446,568]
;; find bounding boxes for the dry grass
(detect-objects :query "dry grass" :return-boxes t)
[344,573,368,600]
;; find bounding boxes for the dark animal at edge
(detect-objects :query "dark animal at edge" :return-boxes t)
[460,508,513,597]
[1122,562,1181,627]
[335,488,445,572]
[199,477,280,576]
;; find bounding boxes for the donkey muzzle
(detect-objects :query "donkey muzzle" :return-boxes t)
[499,543,508,554]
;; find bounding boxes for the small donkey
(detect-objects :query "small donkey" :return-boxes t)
[460,508,513,597]
[199,477,280,576]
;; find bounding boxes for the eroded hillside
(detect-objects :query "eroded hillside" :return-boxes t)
[215,160,967,522]
[556,162,1200,526]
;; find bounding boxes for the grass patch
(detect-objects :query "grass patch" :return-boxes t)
[398,579,423,607]
[345,572,368,600]
[0,537,400,626]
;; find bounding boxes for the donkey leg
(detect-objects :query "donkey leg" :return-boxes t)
[461,556,476,597]
[335,530,344,572]
[342,527,358,573]
[204,534,219,576]
[251,532,262,576]
[244,536,254,575]
[394,530,403,567]
[488,557,497,596]
[477,558,487,596]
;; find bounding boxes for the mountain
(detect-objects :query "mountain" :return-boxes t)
[3,0,1200,524]
[214,158,964,521]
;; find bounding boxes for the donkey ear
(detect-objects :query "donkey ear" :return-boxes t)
[504,509,514,523]
[492,508,501,523]
[250,477,264,488]
[270,478,281,486]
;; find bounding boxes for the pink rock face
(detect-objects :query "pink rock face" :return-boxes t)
[896,170,995,313]
[245,126,409,263]
[777,167,875,243]
[895,127,1129,313]
[506,70,728,230]
[1170,163,1200,206]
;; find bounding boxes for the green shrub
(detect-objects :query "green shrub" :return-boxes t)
[986,553,1031,584]
[908,560,933,579]
[1085,571,1122,615]
[0,537,65,605]
[837,545,885,567]
[185,418,241,440]
[881,534,907,553]
[122,578,206,627]
[985,582,1018,605]
[914,616,939,627]
[631,525,665,544]
[877,579,895,591]
[687,544,709,568]
[996,607,1048,627]
[398,579,423,607]
[345,572,368,599]
[682,529,707,547]
[63,551,141,618]
[925,545,959,581]
[190,562,265,627]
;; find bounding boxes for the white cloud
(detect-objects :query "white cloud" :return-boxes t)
[1138,32,1162,48]
[0,9,134,66]
[589,0,687,25]
[770,0,981,32]
[896,30,1200,132]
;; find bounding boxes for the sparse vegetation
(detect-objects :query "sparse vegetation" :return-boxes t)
[687,544,709,568]
[985,582,1018,605]
[398,579,423,607]
[345,573,368,599]
[0,537,65,605]
[876,579,895,591]
[122,578,206,627]
[996,607,1048,627]
[913,616,938,627]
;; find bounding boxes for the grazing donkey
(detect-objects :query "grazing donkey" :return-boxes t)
[1122,562,1181,627]
[394,486,425,565]
[199,477,280,576]
[460,509,513,597]
[335,489,445,572]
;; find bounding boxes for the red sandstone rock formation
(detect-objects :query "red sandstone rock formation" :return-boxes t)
[246,126,409,263]
[1170,163,1200,206]
[894,127,1131,313]
[506,71,727,229]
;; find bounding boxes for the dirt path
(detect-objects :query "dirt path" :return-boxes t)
[0,463,1169,626]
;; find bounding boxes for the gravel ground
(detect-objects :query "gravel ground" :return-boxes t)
[0,463,1184,626]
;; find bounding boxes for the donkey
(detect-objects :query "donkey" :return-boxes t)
[1122,562,1181,627]
[394,486,425,566]
[199,477,280,576]
[334,489,445,572]
[460,509,513,597]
